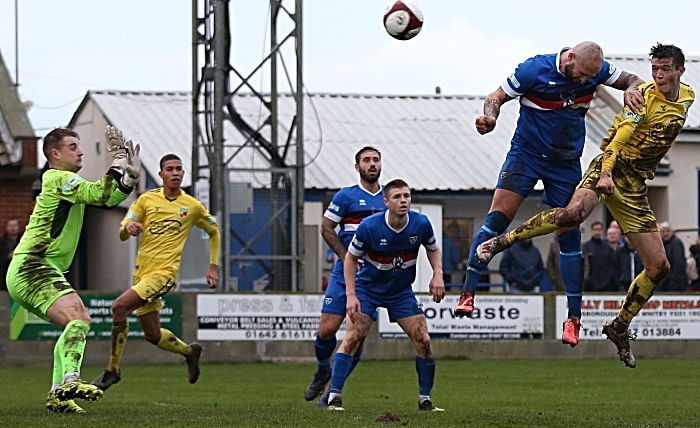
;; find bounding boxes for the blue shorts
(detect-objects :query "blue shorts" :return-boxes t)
[356,287,424,322]
[496,147,581,208]
[322,273,349,316]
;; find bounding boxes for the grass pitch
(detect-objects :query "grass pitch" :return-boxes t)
[1,358,698,427]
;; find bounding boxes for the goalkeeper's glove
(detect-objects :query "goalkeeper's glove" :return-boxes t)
[105,125,127,160]
[120,140,141,188]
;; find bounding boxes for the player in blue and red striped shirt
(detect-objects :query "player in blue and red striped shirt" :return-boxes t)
[325,179,445,412]
[304,146,386,404]
[455,41,645,348]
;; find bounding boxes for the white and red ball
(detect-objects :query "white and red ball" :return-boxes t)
[383,1,423,41]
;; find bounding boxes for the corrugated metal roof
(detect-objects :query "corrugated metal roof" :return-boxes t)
[603,54,700,128]
[86,90,613,191]
[0,50,34,165]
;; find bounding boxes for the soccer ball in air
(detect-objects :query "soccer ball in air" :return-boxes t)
[383,1,423,40]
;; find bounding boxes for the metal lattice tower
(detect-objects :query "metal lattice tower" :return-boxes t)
[192,0,304,291]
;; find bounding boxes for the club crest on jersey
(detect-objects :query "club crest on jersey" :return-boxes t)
[392,256,404,269]
[409,235,418,244]
[179,207,189,218]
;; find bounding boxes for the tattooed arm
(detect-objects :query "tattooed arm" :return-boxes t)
[610,70,645,113]
[475,87,515,135]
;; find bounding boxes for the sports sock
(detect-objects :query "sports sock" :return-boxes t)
[415,356,436,396]
[329,352,353,394]
[156,328,190,355]
[506,209,559,243]
[558,229,583,319]
[349,349,363,375]
[107,319,129,373]
[314,335,336,374]
[462,211,510,294]
[56,320,90,377]
[52,340,63,388]
[618,270,655,323]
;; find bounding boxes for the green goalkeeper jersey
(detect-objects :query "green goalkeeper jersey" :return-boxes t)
[14,168,131,271]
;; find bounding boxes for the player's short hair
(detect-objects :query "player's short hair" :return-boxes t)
[590,221,604,229]
[383,178,410,198]
[650,43,685,68]
[160,153,182,170]
[42,128,79,160]
[355,146,381,164]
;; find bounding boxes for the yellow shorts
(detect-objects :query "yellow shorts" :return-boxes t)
[132,271,176,316]
[578,154,659,234]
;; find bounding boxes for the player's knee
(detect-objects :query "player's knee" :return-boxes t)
[649,259,670,282]
[144,329,161,344]
[554,207,583,227]
[111,300,130,319]
[317,324,337,340]
[414,333,432,356]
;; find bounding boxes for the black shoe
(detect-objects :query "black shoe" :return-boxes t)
[327,395,344,411]
[185,343,204,383]
[91,369,121,391]
[316,385,330,408]
[304,370,331,401]
[419,399,444,411]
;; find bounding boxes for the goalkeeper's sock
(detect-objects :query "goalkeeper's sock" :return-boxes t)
[107,319,129,373]
[57,320,90,376]
[314,335,336,375]
[558,230,583,319]
[329,352,353,394]
[52,340,63,389]
[619,270,656,323]
[506,209,559,243]
[156,328,190,355]
[415,356,436,396]
[462,211,510,294]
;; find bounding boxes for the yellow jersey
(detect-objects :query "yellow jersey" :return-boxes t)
[601,80,694,179]
[122,188,220,276]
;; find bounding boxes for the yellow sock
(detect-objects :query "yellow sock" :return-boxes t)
[107,320,129,373]
[156,328,190,356]
[507,209,558,244]
[619,270,655,323]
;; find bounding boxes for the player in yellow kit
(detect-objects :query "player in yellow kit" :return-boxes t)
[93,153,221,391]
[476,43,693,368]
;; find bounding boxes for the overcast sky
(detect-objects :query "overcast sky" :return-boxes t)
[1,0,698,134]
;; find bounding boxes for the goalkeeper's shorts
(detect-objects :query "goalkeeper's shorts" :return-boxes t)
[6,254,75,322]
[578,154,658,234]
[132,271,176,316]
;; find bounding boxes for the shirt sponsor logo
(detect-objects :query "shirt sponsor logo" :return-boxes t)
[509,73,520,88]
[359,199,366,206]
[380,238,388,246]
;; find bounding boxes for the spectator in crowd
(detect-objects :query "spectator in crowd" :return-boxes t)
[608,220,625,248]
[0,218,22,290]
[607,226,622,252]
[658,221,687,292]
[611,235,644,291]
[442,221,462,284]
[583,221,615,291]
[688,237,700,292]
[499,239,545,292]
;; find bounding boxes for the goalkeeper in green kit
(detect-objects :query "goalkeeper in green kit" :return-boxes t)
[6,126,141,413]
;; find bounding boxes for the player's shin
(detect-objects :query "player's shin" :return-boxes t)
[156,328,190,355]
[462,211,510,294]
[329,352,353,394]
[558,230,583,318]
[57,320,89,377]
[618,270,655,323]
[314,335,336,374]
[507,209,559,243]
[415,356,435,396]
[52,341,63,390]
[107,319,129,373]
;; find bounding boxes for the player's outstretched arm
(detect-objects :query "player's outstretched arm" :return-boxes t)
[475,87,514,135]
[610,71,645,113]
[426,248,445,303]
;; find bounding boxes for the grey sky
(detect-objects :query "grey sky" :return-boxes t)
[1,0,698,134]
